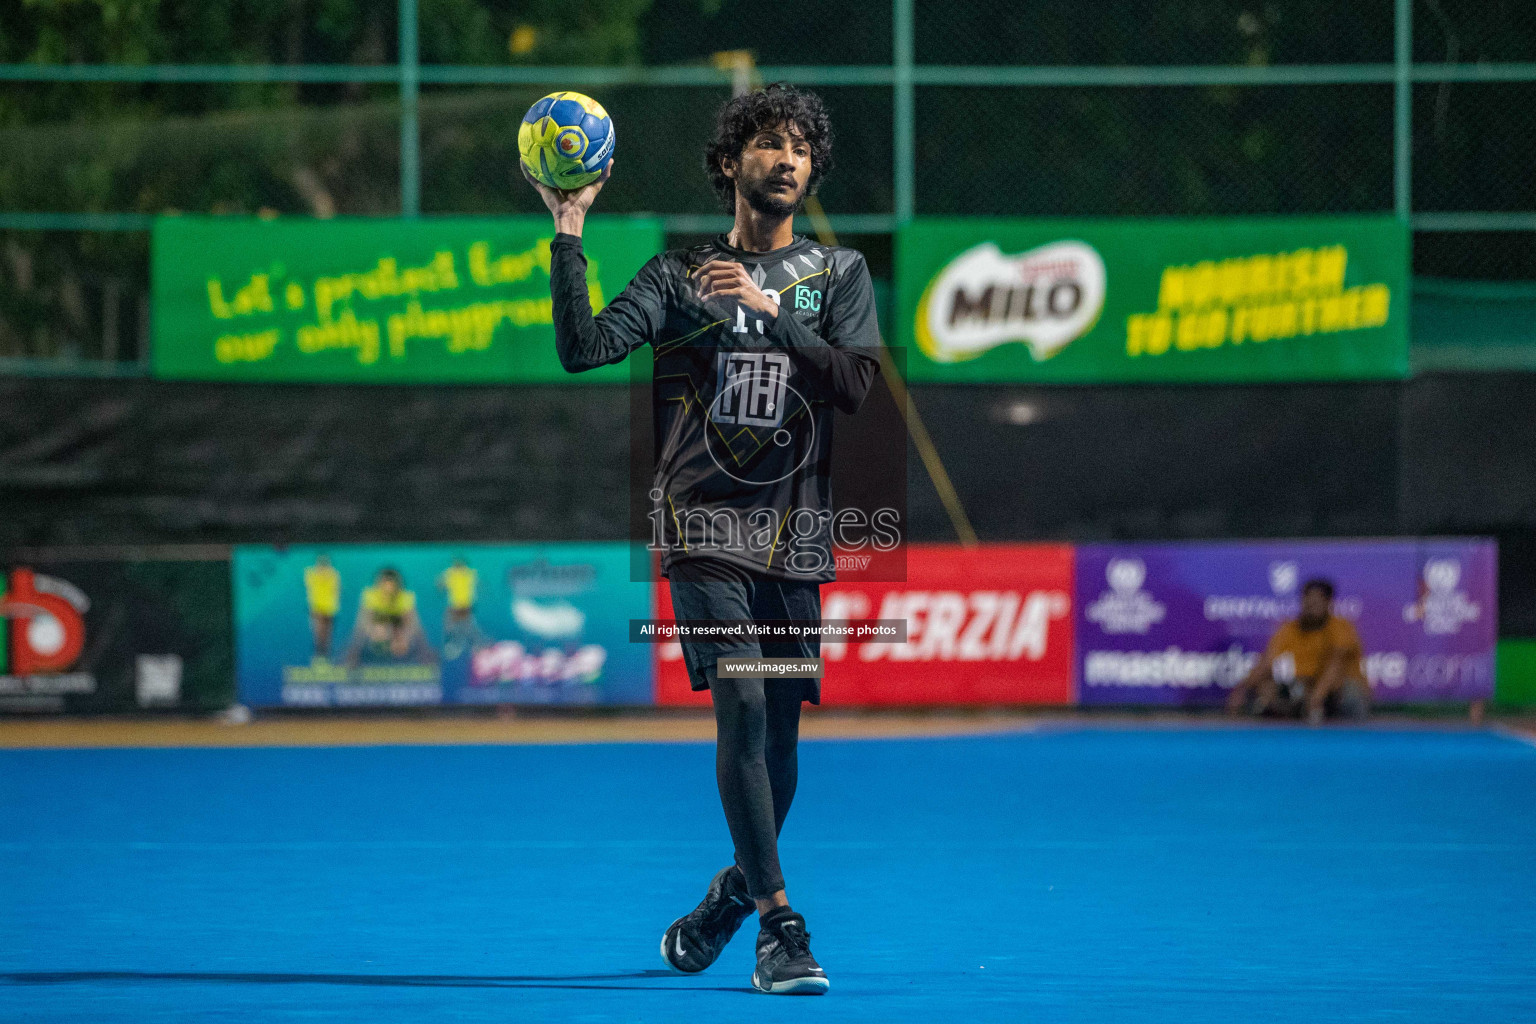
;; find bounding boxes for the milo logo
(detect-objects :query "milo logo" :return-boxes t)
[915,241,1106,363]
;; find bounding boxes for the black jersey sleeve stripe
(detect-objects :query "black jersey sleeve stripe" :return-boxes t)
[549,232,665,372]
[774,266,831,294]
[655,317,730,354]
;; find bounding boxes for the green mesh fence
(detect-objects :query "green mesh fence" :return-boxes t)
[913,0,1398,65]
[0,0,1533,364]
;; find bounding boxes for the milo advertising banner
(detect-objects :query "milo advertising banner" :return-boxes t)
[153,216,662,383]
[899,217,1408,383]
[1075,539,1496,706]
[234,543,653,707]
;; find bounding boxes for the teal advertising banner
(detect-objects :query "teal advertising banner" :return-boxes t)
[898,216,1409,383]
[153,216,662,383]
[234,543,654,707]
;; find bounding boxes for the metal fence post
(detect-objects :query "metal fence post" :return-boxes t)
[1394,0,1412,223]
[400,0,421,217]
[894,0,914,225]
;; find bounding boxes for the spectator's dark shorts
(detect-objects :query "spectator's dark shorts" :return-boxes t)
[1241,676,1371,720]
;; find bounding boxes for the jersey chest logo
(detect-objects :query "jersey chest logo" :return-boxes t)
[752,254,830,320]
[789,284,823,312]
[714,350,791,427]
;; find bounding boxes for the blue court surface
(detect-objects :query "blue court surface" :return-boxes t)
[3,724,1534,1022]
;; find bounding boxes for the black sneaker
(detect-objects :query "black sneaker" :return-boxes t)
[660,865,755,973]
[751,909,829,994]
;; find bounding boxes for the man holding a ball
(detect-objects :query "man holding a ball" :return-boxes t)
[528,83,881,995]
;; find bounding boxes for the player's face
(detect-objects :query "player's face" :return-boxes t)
[729,124,811,217]
[1300,588,1330,623]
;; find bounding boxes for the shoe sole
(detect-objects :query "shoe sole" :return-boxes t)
[752,969,830,994]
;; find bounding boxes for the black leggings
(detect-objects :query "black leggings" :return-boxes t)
[708,672,804,901]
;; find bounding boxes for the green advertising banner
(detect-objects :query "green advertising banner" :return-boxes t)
[152,216,662,383]
[898,216,1408,383]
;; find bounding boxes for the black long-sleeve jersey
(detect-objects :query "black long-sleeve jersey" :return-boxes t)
[549,231,882,583]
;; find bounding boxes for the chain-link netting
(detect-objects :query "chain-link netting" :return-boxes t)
[1,0,1534,362]
[0,84,402,216]
[422,84,727,215]
[913,84,1394,216]
[0,231,149,363]
[0,82,402,361]
[0,0,401,65]
[633,0,892,66]
[419,85,892,215]
[1415,232,1536,282]
[1412,82,1536,214]
[915,0,1397,66]
[1414,0,1536,63]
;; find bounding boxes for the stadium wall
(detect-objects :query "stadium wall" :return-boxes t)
[1,372,1534,633]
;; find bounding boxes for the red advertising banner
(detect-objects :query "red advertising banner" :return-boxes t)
[653,544,1076,706]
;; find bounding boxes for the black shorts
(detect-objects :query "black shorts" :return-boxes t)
[667,557,822,704]
[1250,676,1372,720]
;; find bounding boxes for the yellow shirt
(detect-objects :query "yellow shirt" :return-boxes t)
[304,565,341,616]
[362,585,416,619]
[1266,616,1363,680]
[441,566,478,610]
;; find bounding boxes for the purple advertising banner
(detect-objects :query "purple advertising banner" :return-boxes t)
[1075,539,1496,705]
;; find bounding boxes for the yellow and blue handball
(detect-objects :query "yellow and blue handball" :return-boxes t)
[518,91,615,190]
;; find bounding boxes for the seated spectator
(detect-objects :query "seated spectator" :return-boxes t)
[1226,578,1371,724]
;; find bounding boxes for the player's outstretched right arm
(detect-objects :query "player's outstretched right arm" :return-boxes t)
[531,161,665,372]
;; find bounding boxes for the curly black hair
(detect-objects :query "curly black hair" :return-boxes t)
[704,83,834,215]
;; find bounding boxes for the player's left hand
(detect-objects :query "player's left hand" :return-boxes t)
[695,260,780,319]
[525,158,612,237]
